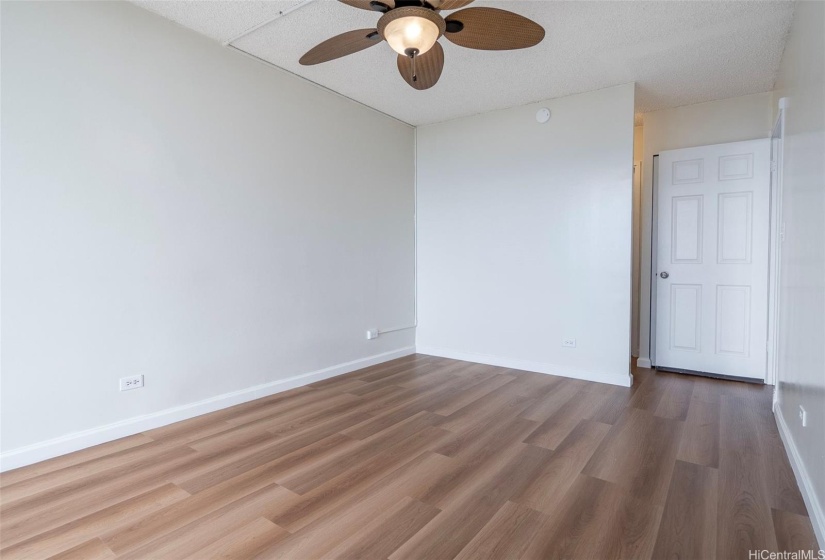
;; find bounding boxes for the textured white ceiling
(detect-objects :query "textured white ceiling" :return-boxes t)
[133,0,795,126]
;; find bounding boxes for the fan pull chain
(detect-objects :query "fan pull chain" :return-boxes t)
[404,47,420,84]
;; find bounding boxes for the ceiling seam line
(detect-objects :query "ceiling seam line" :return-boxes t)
[224,0,319,46]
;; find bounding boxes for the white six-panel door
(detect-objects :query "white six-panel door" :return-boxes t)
[655,139,770,380]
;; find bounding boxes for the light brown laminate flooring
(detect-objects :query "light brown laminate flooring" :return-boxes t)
[0,354,819,559]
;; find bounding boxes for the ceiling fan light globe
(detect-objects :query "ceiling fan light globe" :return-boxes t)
[384,16,440,55]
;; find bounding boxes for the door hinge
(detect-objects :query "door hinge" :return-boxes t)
[770,160,778,173]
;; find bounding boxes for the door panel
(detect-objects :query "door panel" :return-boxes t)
[715,285,751,355]
[670,284,702,351]
[672,195,703,263]
[655,139,770,380]
[719,153,754,180]
[673,159,704,184]
[717,192,752,263]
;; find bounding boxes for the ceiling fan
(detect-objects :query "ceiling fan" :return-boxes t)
[299,0,545,90]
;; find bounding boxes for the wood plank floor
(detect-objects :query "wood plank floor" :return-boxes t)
[1,354,820,559]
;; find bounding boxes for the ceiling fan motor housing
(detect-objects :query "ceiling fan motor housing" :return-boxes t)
[377,7,446,55]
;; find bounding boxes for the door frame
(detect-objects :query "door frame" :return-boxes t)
[767,99,787,394]
[647,139,781,384]
[631,161,643,358]
[649,155,659,367]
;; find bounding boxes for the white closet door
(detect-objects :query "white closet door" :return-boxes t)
[655,139,770,380]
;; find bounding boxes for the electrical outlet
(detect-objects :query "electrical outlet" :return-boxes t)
[562,338,576,348]
[366,329,379,340]
[799,405,807,427]
[120,374,144,391]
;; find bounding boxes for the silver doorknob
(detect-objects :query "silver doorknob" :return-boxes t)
[660,272,669,279]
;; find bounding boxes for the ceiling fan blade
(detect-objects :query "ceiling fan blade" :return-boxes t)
[397,42,444,90]
[433,0,474,10]
[338,0,394,12]
[444,7,544,50]
[299,29,382,65]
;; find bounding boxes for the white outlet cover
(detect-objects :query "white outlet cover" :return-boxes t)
[120,374,144,391]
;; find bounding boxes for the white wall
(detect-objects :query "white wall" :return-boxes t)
[772,0,825,547]
[0,1,415,467]
[637,92,774,367]
[416,84,635,386]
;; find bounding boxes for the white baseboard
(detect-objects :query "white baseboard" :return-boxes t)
[636,357,652,369]
[0,346,415,472]
[775,404,825,550]
[416,346,633,387]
